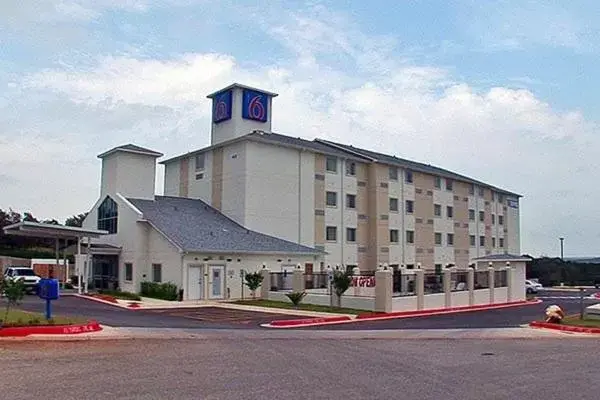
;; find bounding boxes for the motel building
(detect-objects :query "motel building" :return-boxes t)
[76,83,522,301]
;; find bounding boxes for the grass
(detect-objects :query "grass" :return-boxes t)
[562,316,600,328]
[0,309,87,327]
[233,299,368,315]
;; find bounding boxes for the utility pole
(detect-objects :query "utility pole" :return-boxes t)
[559,237,564,261]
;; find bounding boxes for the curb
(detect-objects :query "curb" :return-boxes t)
[263,300,542,328]
[76,294,142,310]
[0,320,102,337]
[529,320,600,335]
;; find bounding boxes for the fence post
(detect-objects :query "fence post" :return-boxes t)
[352,266,360,296]
[468,267,475,306]
[292,264,304,293]
[443,267,452,308]
[506,262,513,302]
[415,268,425,310]
[375,267,393,313]
[260,266,270,300]
[488,266,495,304]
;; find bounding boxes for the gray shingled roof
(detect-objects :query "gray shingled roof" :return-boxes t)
[315,139,521,196]
[127,196,323,255]
[98,144,163,159]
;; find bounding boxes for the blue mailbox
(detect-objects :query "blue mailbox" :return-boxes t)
[38,279,60,320]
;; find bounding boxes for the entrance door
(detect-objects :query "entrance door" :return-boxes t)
[208,265,225,299]
[187,265,204,300]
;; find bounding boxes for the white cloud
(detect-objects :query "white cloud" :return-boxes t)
[2,2,599,256]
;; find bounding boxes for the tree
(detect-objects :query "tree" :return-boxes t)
[244,271,264,299]
[1,277,25,325]
[285,291,307,309]
[23,212,38,222]
[65,213,88,227]
[331,270,353,308]
[42,219,60,225]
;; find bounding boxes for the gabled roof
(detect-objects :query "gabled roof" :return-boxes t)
[98,144,163,159]
[315,139,521,197]
[127,196,323,255]
[206,83,279,98]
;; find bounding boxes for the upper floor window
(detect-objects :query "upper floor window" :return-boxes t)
[195,154,205,171]
[389,198,399,212]
[469,184,475,195]
[326,156,337,173]
[346,194,356,209]
[389,167,398,181]
[405,170,413,184]
[97,196,118,234]
[445,179,453,191]
[478,187,484,197]
[405,200,414,214]
[326,191,337,207]
[434,176,441,189]
[345,161,356,176]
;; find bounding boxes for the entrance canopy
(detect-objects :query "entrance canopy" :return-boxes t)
[3,221,108,240]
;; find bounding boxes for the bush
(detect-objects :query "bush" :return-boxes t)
[140,282,178,301]
[285,291,307,308]
[98,289,141,301]
[244,271,264,299]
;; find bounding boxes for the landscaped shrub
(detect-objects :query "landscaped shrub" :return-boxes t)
[97,289,141,301]
[140,282,179,301]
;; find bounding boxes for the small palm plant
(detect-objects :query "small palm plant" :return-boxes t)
[285,291,307,309]
[1,278,26,326]
[331,270,353,308]
[244,271,264,299]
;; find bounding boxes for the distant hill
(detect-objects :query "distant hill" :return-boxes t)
[564,257,600,264]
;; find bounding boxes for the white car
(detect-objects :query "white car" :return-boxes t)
[525,279,543,294]
[3,267,41,294]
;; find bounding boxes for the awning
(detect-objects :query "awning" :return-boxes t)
[3,221,108,240]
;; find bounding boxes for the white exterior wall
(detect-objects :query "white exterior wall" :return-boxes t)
[100,152,157,200]
[402,170,415,265]
[163,161,180,196]
[506,197,521,254]
[187,151,213,203]
[268,291,374,310]
[221,141,248,226]
[388,179,403,264]
[433,186,456,266]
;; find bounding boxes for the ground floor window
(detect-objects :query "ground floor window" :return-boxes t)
[152,263,162,283]
[125,263,133,281]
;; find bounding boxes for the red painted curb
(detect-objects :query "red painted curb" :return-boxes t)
[267,300,541,328]
[0,321,102,337]
[270,316,352,327]
[529,321,600,334]
[82,294,119,304]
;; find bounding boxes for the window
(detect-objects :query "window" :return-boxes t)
[405,200,414,214]
[498,215,504,225]
[346,194,356,209]
[435,264,442,274]
[390,229,399,243]
[447,233,454,246]
[326,191,337,207]
[434,176,441,189]
[498,194,504,203]
[406,264,415,270]
[478,187,484,197]
[499,238,505,248]
[446,206,453,219]
[195,153,205,171]
[434,204,441,217]
[435,232,442,245]
[470,235,476,247]
[491,191,496,201]
[446,179,453,191]
[326,226,337,241]
[479,211,485,222]
[389,167,398,181]
[345,161,356,176]
[469,184,475,195]
[468,209,475,220]
[479,236,485,247]
[97,196,118,234]
[346,227,356,243]
[491,214,496,225]
[125,263,133,282]
[405,170,413,184]
[195,172,204,180]
[389,198,399,212]
[492,237,496,248]
[152,264,162,283]
[326,156,337,173]
[406,230,414,244]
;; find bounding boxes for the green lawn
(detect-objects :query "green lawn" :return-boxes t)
[562,316,600,328]
[0,309,87,327]
[233,299,368,315]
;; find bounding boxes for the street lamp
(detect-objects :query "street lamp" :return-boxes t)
[559,237,564,261]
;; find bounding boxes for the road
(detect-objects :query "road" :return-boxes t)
[1,337,599,399]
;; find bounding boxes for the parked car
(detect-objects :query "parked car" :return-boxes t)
[525,279,543,294]
[3,267,41,294]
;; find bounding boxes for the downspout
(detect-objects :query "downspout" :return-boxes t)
[340,158,344,268]
[401,167,405,266]
[298,149,302,244]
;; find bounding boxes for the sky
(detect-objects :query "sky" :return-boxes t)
[1,0,599,257]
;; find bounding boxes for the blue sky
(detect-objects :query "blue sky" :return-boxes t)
[1,0,599,257]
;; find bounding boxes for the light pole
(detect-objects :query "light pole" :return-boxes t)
[559,237,564,261]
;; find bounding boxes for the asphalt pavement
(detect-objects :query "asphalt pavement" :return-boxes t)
[1,337,599,400]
